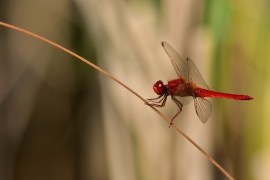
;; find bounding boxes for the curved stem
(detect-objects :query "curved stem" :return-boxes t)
[0,21,234,180]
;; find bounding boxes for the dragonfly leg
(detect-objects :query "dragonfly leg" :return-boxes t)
[146,95,165,103]
[169,96,183,127]
[146,94,168,107]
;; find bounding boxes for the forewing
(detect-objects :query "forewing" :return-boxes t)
[187,58,209,90]
[175,96,193,105]
[161,41,189,80]
[194,97,212,123]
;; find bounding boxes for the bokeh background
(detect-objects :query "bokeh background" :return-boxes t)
[0,0,266,180]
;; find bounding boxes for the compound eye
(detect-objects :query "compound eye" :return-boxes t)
[153,80,165,95]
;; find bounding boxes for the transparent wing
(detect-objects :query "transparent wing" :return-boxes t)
[194,97,212,123]
[161,41,189,81]
[187,58,209,90]
[174,96,193,105]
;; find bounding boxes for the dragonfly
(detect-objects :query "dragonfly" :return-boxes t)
[147,41,253,125]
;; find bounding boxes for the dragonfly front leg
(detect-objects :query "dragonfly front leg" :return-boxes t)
[170,96,183,127]
[146,93,168,108]
[146,94,165,103]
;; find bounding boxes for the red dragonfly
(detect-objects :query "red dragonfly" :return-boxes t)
[147,41,253,124]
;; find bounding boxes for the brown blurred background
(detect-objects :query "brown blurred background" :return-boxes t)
[0,0,266,180]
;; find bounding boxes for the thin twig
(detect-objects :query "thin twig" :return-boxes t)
[0,21,235,180]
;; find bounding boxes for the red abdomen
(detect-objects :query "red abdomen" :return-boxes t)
[194,88,253,100]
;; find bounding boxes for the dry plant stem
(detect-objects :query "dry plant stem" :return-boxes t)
[0,21,235,180]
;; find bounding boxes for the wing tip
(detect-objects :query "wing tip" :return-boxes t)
[161,41,165,47]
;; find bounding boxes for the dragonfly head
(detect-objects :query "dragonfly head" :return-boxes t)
[153,80,166,95]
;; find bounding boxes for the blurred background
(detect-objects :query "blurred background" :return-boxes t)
[0,0,266,180]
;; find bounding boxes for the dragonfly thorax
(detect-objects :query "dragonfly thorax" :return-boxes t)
[153,80,167,95]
